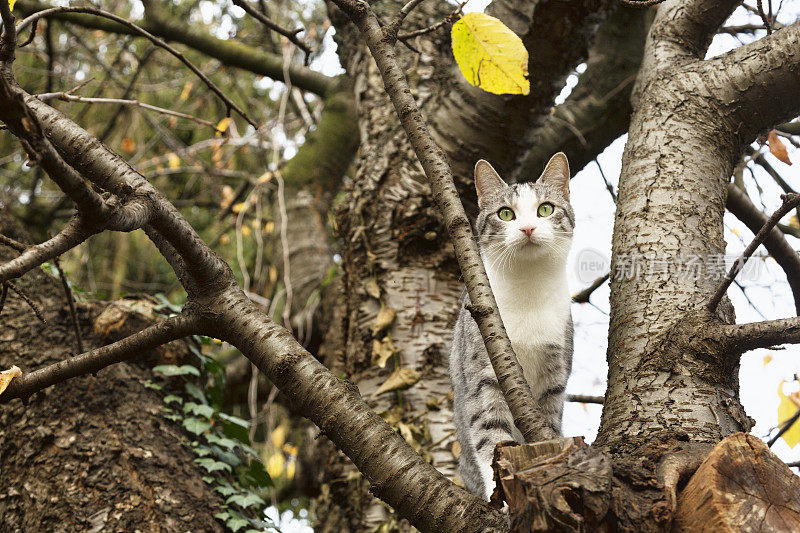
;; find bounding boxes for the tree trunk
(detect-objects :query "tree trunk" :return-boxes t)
[0,215,227,532]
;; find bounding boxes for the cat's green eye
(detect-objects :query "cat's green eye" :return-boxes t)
[537,202,554,217]
[497,207,515,221]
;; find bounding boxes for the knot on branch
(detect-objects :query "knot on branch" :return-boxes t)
[492,437,612,532]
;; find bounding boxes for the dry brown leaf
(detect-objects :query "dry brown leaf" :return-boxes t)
[0,365,22,395]
[769,130,792,165]
[371,337,397,368]
[121,137,136,154]
[371,306,396,335]
[451,440,461,459]
[365,279,381,299]
[373,367,420,397]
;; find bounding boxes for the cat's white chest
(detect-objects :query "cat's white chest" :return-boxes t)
[490,272,570,393]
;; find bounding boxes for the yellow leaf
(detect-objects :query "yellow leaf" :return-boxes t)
[763,354,773,367]
[241,225,251,237]
[179,81,194,101]
[231,202,246,214]
[215,117,232,136]
[257,171,273,184]
[167,152,180,169]
[777,380,800,448]
[0,365,21,396]
[730,227,740,237]
[373,367,420,397]
[451,12,530,95]
[219,234,230,245]
[269,265,278,284]
[768,130,792,165]
[263,221,274,234]
[8,0,16,10]
[266,452,284,478]
[271,424,287,449]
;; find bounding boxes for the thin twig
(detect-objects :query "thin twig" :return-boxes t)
[573,273,610,304]
[769,404,800,447]
[386,0,428,42]
[708,193,800,313]
[53,258,83,353]
[16,7,259,128]
[6,281,47,324]
[34,93,219,130]
[397,1,467,42]
[231,0,311,64]
[618,0,665,7]
[567,394,604,404]
[756,0,773,34]
[0,282,8,314]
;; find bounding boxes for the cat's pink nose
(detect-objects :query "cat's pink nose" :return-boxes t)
[520,226,536,236]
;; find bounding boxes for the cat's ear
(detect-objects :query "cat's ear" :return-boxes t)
[539,152,570,197]
[475,160,507,207]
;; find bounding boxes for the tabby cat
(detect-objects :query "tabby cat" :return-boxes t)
[450,153,574,500]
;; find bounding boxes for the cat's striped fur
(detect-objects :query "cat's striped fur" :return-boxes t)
[450,154,574,500]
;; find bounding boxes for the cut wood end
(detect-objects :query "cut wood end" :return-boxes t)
[675,432,800,532]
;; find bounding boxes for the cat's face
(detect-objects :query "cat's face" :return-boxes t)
[474,153,574,265]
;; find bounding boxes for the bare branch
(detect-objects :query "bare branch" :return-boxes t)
[231,0,311,62]
[707,20,800,141]
[709,193,800,313]
[53,258,83,353]
[725,183,800,315]
[16,6,259,128]
[330,0,556,443]
[384,0,427,42]
[14,0,334,96]
[0,216,98,283]
[573,273,610,304]
[0,313,200,402]
[567,394,604,404]
[722,316,800,354]
[35,92,219,130]
[397,1,466,42]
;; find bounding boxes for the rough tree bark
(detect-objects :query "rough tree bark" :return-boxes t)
[0,216,229,531]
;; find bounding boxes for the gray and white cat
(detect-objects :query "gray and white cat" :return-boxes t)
[450,153,574,500]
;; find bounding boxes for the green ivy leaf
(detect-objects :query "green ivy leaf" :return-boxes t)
[226,492,266,509]
[183,417,211,435]
[183,402,215,419]
[219,412,250,427]
[163,394,183,405]
[184,382,207,403]
[205,433,239,450]
[214,481,238,496]
[153,364,200,377]
[195,457,232,473]
[226,512,249,532]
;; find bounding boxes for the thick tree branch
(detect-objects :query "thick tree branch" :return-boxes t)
[720,316,800,354]
[330,0,556,443]
[709,193,800,313]
[0,313,200,402]
[725,183,800,315]
[14,0,334,96]
[206,293,508,532]
[705,20,800,143]
[515,3,650,179]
